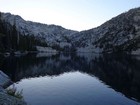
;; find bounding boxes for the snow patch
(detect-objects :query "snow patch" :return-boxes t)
[36,46,58,53]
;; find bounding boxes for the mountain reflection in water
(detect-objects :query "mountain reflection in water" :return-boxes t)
[0,53,140,105]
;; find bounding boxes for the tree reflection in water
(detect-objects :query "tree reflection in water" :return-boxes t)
[0,53,140,102]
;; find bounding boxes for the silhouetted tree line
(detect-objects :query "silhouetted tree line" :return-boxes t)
[0,12,48,53]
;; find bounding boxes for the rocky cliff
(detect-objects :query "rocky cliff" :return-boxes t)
[0,7,140,54]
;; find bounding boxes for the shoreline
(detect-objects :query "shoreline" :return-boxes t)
[0,70,27,105]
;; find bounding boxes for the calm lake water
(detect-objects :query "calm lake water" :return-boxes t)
[0,53,140,105]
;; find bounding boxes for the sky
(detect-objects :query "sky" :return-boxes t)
[0,0,140,31]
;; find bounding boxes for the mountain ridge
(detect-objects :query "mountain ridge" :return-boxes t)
[0,7,140,54]
[72,7,140,54]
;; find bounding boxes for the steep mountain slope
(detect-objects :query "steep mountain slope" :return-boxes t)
[0,12,78,52]
[73,7,140,54]
[0,7,140,54]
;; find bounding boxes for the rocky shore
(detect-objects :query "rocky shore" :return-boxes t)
[0,70,26,105]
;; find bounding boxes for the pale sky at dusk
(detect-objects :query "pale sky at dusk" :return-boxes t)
[0,0,140,31]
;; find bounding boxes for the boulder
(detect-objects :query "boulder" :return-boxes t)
[0,71,12,88]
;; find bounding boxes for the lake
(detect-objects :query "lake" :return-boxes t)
[0,53,140,105]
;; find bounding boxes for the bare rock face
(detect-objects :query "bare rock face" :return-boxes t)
[73,7,140,54]
[0,12,78,52]
[0,71,12,88]
[0,92,27,105]
[0,7,140,54]
[0,71,27,105]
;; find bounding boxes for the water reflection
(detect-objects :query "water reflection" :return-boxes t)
[0,53,140,104]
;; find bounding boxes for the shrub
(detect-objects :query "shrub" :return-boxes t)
[6,85,23,99]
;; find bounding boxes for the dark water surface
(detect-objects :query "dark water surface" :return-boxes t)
[0,53,140,105]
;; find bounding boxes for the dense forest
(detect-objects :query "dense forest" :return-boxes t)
[0,12,48,53]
